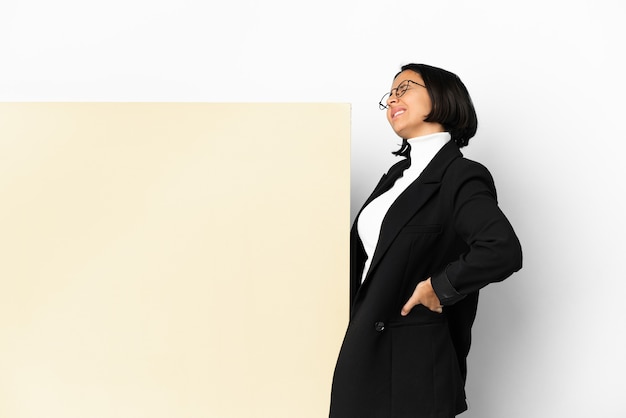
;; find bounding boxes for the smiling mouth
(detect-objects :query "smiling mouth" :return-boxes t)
[392,109,405,119]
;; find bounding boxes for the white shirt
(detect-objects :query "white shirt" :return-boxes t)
[357,132,451,283]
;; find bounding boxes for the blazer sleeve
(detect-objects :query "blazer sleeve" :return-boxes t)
[431,160,523,305]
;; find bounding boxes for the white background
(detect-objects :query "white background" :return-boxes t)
[2,1,625,416]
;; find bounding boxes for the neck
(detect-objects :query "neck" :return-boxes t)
[401,122,444,140]
[406,132,451,158]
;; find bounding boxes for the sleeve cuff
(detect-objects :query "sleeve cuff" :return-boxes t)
[431,265,466,305]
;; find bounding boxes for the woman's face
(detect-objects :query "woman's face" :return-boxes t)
[385,70,444,139]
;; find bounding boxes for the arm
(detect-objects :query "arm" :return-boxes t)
[431,160,522,305]
[402,160,522,314]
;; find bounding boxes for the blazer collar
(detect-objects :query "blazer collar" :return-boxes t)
[359,140,462,285]
[409,139,462,184]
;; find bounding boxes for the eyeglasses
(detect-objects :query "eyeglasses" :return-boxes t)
[379,80,426,110]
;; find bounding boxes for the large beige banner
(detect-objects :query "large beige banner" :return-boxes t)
[0,103,350,417]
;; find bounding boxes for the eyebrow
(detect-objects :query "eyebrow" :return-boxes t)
[393,79,413,87]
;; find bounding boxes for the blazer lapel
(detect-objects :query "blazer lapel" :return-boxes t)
[360,141,462,285]
[350,157,413,308]
[359,158,411,215]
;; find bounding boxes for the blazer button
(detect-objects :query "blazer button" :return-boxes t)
[374,321,385,332]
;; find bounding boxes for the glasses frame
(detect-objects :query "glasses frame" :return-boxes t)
[379,80,426,110]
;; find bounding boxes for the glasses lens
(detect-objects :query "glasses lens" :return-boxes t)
[396,81,410,98]
[379,92,391,109]
[380,81,412,109]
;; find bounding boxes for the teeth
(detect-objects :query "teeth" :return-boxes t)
[393,110,405,118]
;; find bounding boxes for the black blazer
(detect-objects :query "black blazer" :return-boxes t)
[330,141,522,418]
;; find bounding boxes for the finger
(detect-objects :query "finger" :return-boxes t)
[401,296,419,316]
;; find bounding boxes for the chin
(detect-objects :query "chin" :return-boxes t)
[393,128,409,139]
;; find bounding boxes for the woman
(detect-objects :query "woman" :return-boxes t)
[329,64,522,417]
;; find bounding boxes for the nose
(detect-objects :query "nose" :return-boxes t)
[387,91,398,107]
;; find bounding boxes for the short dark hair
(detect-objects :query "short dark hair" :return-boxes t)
[397,63,478,148]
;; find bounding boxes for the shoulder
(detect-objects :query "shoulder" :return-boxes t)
[446,156,495,183]
[448,155,492,175]
[442,156,498,197]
